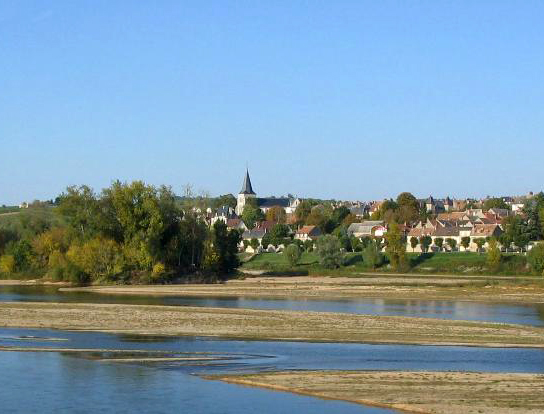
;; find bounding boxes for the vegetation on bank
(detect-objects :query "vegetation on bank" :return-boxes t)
[0,182,240,284]
[241,250,541,277]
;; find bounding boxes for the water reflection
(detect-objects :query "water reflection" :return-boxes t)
[1,285,544,326]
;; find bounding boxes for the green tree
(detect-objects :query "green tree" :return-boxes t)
[250,238,260,250]
[461,236,471,251]
[434,237,444,252]
[261,233,272,249]
[241,203,265,229]
[527,243,544,275]
[212,194,237,210]
[362,240,383,269]
[396,192,420,223]
[483,198,510,211]
[474,238,486,253]
[270,224,290,246]
[410,236,419,251]
[419,236,432,253]
[209,221,241,278]
[284,244,301,268]
[315,235,343,269]
[0,255,15,274]
[445,238,457,251]
[385,222,407,272]
[66,237,124,282]
[295,200,317,225]
[57,185,100,238]
[303,239,314,252]
[486,238,502,272]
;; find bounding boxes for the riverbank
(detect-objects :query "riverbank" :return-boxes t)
[2,301,544,347]
[60,276,544,304]
[208,370,544,414]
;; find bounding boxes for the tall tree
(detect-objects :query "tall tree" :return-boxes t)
[385,222,407,271]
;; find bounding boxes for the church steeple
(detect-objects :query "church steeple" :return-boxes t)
[239,169,255,195]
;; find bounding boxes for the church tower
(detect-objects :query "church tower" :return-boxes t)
[236,169,256,216]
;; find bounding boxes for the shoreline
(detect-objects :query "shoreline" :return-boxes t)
[57,276,544,305]
[207,370,544,414]
[2,301,544,348]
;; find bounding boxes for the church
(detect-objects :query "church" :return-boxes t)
[235,170,301,216]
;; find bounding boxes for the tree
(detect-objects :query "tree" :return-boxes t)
[486,238,501,272]
[212,194,237,210]
[362,240,383,269]
[261,233,272,249]
[241,203,265,230]
[295,200,317,225]
[57,185,100,238]
[527,243,544,275]
[0,255,15,274]
[66,237,124,282]
[410,237,419,251]
[350,236,363,252]
[266,206,286,223]
[250,238,260,250]
[483,198,510,211]
[461,236,471,251]
[396,192,420,223]
[284,244,301,268]
[303,239,314,252]
[419,236,432,253]
[315,235,343,269]
[209,221,241,278]
[270,224,290,246]
[474,238,486,253]
[434,237,444,252]
[385,222,407,272]
[446,238,457,252]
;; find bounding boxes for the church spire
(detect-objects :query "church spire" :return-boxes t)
[239,169,255,195]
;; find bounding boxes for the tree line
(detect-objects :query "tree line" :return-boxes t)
[0,181,241,284]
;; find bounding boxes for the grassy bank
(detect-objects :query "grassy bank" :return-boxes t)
[240,251,533,277]
[2,301,544,347]
[209,371,544,414]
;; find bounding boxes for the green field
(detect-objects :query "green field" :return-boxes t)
[240,251,531,276]
[0,207,62,233]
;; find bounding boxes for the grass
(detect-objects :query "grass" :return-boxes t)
[240,251,533,277]
[0,206,20,214]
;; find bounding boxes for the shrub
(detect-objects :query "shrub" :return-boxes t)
[315,235,343,269]
[527,243,544,275]
[284,244,301,267]
[67,237,124,282]
[362,241,383,269]
[486,238,502,273]
[0,255,16,274]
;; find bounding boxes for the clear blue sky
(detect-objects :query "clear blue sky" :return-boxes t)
[1,1,543,205]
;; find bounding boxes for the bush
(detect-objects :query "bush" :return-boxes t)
[0,255,16,274]
[284,244,301,267]
[362,241,384,269]
[486,238,502,272]
[527,243,544,275]
[65,262,89,286]
[315,235,343,269]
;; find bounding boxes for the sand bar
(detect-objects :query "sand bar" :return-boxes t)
[208,370,544,414]
[2,301,544,347]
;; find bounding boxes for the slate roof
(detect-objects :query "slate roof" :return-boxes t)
[257,198,291,208]
[295,225,321,236]
[240,170,256,195]
[242,228,266,239]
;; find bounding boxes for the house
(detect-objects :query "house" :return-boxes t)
[294,225,322,241]
[226,218,247,232]
[241,228,267,243]
[347,221,387,238]
[235,170,301,216]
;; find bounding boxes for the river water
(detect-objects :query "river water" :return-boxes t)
[1,285,544,326]
[2,287,544,413]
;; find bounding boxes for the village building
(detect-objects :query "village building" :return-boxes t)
[294,225,322,241]
[235,170,301,216]
[347,221,387,238]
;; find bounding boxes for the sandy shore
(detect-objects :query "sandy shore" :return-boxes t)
[60,276,544,304]
[208,370,544,414]
[2,301,544,347]
[0,280,69,286]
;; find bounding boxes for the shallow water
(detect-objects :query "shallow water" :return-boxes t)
[1,285,544,326]
[2,328,544,413]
